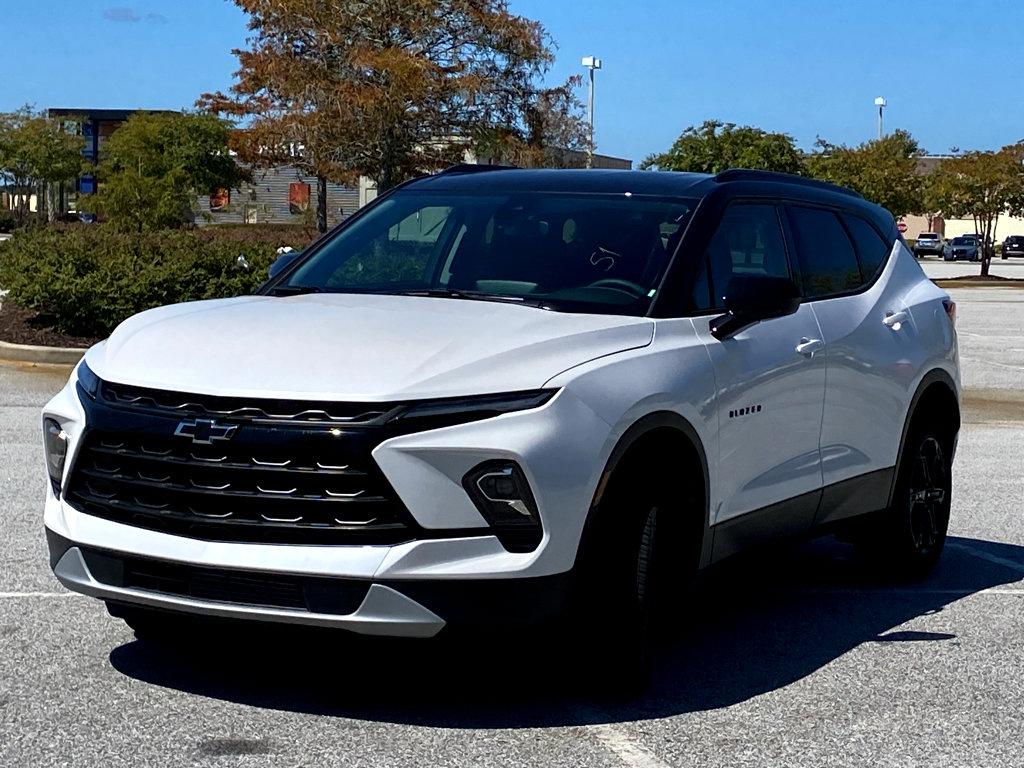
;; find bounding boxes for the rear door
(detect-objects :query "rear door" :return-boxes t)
[784,205,909,523]
[690,202,826,540]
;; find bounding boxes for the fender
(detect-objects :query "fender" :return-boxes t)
[575,410,713,571]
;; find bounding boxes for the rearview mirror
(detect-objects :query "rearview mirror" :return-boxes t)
[710,274,801,340]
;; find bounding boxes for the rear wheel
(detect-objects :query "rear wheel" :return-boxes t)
[857,427,953,578]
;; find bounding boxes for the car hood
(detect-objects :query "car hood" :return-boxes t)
[86,293,655,401]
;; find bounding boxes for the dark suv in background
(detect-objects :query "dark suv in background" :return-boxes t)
[1002,235,1024,259]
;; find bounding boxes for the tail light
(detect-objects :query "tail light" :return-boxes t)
[942,298,957,326]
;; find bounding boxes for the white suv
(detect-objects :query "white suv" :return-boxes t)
[43,167,959,680]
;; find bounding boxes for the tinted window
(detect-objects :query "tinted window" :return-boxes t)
[330,206,455,287]
[691,204,790,312]
[842,214,891,282]
[786,206,861,299]
[283,191,696,316]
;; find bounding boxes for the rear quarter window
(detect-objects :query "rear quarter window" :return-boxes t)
[842,213,892,282]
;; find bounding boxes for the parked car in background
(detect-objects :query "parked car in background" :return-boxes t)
[1002,235,1024,259]
[946,235,980,261]
[912,232,945,258]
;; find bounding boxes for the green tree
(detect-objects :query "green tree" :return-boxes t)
[199,0,564,232]
[641,120,805,175]
[806,129,925,219]
[0,106,84,224]
[83,112,247,232]
[927,147,1024,277]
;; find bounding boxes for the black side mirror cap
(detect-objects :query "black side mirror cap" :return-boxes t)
[267,249,302,279]
[710,275,801,340]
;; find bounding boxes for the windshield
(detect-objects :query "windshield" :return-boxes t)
[918,233,938,240]
[951,236,973,245]
[276,190,697,315]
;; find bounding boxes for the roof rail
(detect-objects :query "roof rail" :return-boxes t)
[438,163,519,175]
[714,168,863,199]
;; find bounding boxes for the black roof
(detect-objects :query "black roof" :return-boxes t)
[409,167,714,196]
[406,166,892,230]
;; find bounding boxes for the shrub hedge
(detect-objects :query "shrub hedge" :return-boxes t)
[0,225,311,338]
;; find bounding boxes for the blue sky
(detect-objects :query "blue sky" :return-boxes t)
[3,0,1022,164]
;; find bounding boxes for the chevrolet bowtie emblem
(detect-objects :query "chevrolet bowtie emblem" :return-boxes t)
[173,418,237,445]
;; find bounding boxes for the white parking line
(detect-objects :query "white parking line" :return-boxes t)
[588,724,668,768]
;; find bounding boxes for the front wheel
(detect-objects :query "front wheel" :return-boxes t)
[857,428,952,578]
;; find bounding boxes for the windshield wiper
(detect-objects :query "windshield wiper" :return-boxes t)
[393,288,552,309]
[266,284,324,297]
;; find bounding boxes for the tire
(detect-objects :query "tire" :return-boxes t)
[572,449,699,699]
[857,426,953,579]
[574,503,657,698]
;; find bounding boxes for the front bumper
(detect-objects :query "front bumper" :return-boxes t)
[47,529,572,636]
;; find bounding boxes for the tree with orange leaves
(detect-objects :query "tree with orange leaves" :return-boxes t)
[201,0,582,232]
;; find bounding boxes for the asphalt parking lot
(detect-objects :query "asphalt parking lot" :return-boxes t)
[2,286,1023,767]
[919,254,1024,281]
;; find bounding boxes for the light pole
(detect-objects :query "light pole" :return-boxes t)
[582,55,602,168]
[874,96,887,140]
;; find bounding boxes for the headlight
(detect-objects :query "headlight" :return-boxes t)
[76,359,100,398]
[463,460,542,553]
[43,418,68,495]
[385,390,555,432]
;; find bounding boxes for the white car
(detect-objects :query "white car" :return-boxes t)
[42,167,960,688]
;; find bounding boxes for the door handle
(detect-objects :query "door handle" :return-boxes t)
[883,310,909,330]
[795,337,824,357]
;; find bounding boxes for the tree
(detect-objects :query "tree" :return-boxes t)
[927,147,1024,277]
[200,0,559,232]
[640,120,805,175]
[82,112,247,232]
[806,129,925,219]
[474,76,592,168]
[0,106,84,224]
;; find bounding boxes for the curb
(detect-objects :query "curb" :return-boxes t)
[0,340,86,365]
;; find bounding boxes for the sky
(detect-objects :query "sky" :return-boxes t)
[3,0,1023,165]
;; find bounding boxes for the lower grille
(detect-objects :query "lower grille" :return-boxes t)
[82,549,369,615]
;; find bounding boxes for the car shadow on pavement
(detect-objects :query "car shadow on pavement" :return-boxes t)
[109,535,1024,727]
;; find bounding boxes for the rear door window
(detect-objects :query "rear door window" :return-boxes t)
[785,206,862,299]
[842,214,891,282]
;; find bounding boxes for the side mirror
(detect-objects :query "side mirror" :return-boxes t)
[710,274,801,340]
[267,249,301,279]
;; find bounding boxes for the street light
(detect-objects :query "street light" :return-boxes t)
[874,96,887,140]
[582,55,602,168]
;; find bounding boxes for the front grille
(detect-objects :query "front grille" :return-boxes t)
[82,548,369,614]
[100,380,399,425]
[66,383,428,545]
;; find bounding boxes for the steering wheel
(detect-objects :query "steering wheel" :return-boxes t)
[586,278,647,297]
